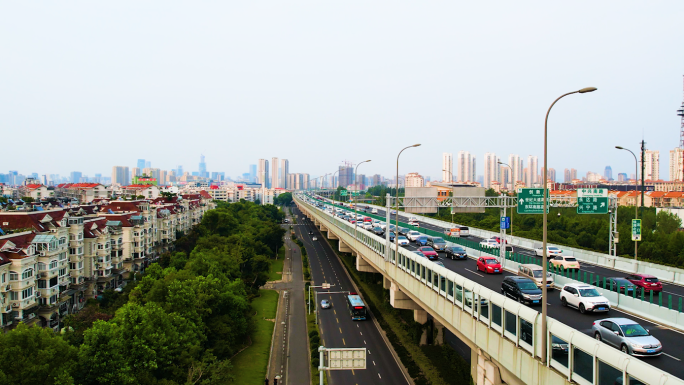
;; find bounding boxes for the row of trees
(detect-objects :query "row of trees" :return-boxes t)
[0,200,285,385]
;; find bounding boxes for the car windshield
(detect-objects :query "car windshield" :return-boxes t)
[565,257,577,262]
[485,259,499,264]
[549,247,560,251]
[644,278,659,283]
[409,231,419,235]
[417,236,427,240]
[620,324,649,337]
[578,288,600,297]
[420,247,434,252]
[398,236,407,240]
[432,238,445,243]
[452,247,465,252]
[532,270,543,278]
[518,282,538,290]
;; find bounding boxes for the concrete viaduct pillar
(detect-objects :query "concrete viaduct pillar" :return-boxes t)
[355,255,378,273]
[339,240,352,253]
[389,282,422,311]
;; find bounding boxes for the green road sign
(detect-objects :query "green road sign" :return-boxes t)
[577,188,609,214]
[351,191,360,196]
[517,188,549,214]
[340,190,348,196]
[632,219,642,241]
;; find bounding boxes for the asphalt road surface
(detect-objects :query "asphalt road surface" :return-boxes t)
[291,206,411,385]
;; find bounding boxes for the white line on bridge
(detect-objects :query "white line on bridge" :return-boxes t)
[663,353,681,361]
[465,268,485,278]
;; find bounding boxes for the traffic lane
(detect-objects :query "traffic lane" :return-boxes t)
[402,244,684,376]
[296,211,406,384]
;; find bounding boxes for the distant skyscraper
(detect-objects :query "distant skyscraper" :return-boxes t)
[249,164,257,183]
[137,159,146,170]
[644,150,660,181]
[508,154,522,190]
[177,165,184,176]
[339,165,354,188]
[457,151,475,182]
[280,159,289,189]
[547,168,556,183]
[199,155,207,177]
[527,156,538,185]
[145,161,151,168]
[271,157,279,188]
[618,173,628,182]
[604,166,613,180]
[94,174,102,183]
[258,159,270,188]
[442,153,453,182]
[111,166,130,186]
[669,148,684,181]
[70,171,82,184]
[483,153,499,188]
[132,167,141,178]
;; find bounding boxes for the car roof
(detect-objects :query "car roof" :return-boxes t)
[564,283,593,289]
[596,317,637,325]
[506,276,532,282]
[521,264,542,269]
[482,256,497,260]
[631,273,657,278]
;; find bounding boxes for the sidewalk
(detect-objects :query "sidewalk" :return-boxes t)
[265,214,310,385]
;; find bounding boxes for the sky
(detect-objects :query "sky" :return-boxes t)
[1,1,683,181]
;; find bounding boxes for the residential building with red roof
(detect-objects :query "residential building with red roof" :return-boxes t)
[0,231,40,329]
[55,183,110,204]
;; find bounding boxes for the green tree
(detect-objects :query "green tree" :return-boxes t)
[0,323,78,385]
[273,192,292,206]
[21,196,35,203]
[656,210,682,234]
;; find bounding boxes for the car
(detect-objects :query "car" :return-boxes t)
[418,246,438,260]
[413,250,426,258]
[592,277,636,296]
[479,239,500,249]
[591,318,662,356]
[534,245,562,257]
[489,236,508,244]
[551,335,569,355]
[398,227,409,236]
[408,219,420,227]
[390,210,397,215]
[415,236,429,246]
[477,256,502,274]
[444,227,461,237]
[501,276,542,305]
[559,283,610,314]
[379,222,388,230]
[464,290,489,308]
[625,274,663,293]
[397,236,409,246]
[309,230,314,235]
[517,264,554,289]
[312,237,318,241]
[283,219,289,223]
[389,232,396,242]
[362,222,373,230]
[371,208,378,214]
[320,299,331,309]
[427,237,448,251]
[407,231,422,241]
[445,245,468,260]
[372,227,384,236]
[550,255,580,270]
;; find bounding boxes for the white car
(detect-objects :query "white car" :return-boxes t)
[408,220,420,227]
[535,245,563,258]
[379,222,388,230]
[312,237,318,241]
[397,236,410,246]
[371,208,378,214]
[362,222,373,230]
[559,283,610,314]
[479,239,500,249]
[407,231,422,241]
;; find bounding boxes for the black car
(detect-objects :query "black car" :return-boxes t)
[592,277,636,295]
[398,227,409,236]
[309,230,314,235]
[371,227,384,236]
[445,246,468,260]
[501,276,543,305]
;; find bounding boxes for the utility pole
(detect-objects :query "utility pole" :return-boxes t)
[640,140,646,216]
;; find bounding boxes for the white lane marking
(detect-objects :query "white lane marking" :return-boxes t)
[465,268,485,278]
[368,350,371,354]
[378,373,382,379]
[364,340,367,344]
[663,353,681,361]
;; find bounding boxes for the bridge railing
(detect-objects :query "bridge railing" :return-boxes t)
[298,195,682,385]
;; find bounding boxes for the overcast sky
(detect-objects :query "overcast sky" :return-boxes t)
[1,1,683,181]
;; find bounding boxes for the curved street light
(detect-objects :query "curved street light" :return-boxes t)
[395,144,421,262]
[616,146,639,260]
[353,160,372,246]
[541,87,597,364]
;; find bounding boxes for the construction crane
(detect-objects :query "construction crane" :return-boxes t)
[678,76,684,181]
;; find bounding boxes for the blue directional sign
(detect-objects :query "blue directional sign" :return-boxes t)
[500,216,510,229]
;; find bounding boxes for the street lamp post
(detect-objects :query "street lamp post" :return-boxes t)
[330,169,341,204]
[442,169,456,225]
[353,160,371,249]
[395,144,421,262]
[616,146,639,260]
[542,87,597,365]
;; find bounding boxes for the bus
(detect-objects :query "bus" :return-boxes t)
[346,294,367,321]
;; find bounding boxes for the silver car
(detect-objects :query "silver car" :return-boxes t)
[591,317,662,356]
[320,299,331,309]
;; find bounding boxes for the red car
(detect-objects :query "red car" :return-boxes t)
[418,246,438,261]
[490,236,508,244]
[477,256,502,274]
[625,273,663,293]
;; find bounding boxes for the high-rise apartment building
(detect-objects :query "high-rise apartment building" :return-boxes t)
[199,155,207,178]
[249,164,257,183]
[405,173,424,187]
[271,157,279,188]
[618,173,627,182]
[70,171,82,183]
[442,153,453,182]
[523,168,530,187]
[548,168,556,183]
[507,154,522,190]
[137,159,146,170]
[132,167,141,178]
[644,150,660,181]
[483,153,499,188]
[527,156,538,186]
[111,166,130,186]
[339,165,354,188]
[457,151,476,182]
[604,166,613,180]
[257,159,269,188]
[670,148,684,182]
[563,168,578,183]
[280,159,289,189]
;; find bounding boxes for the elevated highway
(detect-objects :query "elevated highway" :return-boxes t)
[295,194,684,385]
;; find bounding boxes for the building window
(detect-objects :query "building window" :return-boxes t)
[10,291,19,301]
[0,273,5,283]
[22,287,33,299]
[59,268,67,277]
[59,237,67,245]
[38,280,47,289]
[49,260,58,269]
[9,271,18,281]
[37,262,46,271]
[22,269,34,280]
[59,252,67,261]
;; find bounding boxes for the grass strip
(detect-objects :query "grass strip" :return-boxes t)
[268,248,286,281]
[231,289,279,384]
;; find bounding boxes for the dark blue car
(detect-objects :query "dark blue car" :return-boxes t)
[415,236,428,246]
